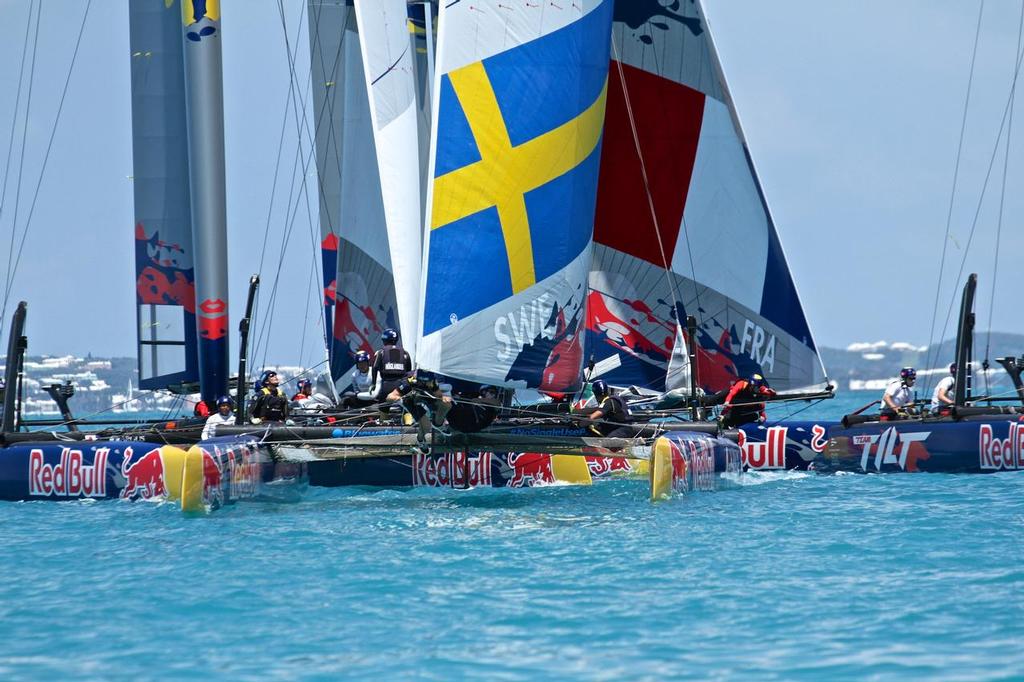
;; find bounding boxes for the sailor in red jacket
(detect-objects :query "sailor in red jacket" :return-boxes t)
[720,374,776,428]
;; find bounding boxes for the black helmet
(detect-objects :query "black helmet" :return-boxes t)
[900,367,917,382]
[949,363,957,376]
[257,370,277,388]
[382,328,399,345]
[591,379,609,398]
[216,395,233,408]
[296,378,312,393]
[749,373,768,388]
[355,350,371,364]
[479,385,498,398]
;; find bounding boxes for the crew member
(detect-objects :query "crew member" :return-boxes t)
[291,378,313,405]
[446,385,500,433]
[250,369,289,423]
[371,328,412,400]
[202,395,235,439]
[337,350,375,408]
[721,374,776,428]
[881,367,916,421]
[582,380,632,437]
[930,363,956,415]
[387,369,452,454]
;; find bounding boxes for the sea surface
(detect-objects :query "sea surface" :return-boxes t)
[1,392,1021,680]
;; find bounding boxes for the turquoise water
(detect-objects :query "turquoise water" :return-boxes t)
[1,392,1022,680]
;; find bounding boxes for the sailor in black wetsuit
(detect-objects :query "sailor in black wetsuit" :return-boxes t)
[371,328,412,400]
[446,385,500,433]
[582,380,633,438]
[249,369,289,424]
[387,369,452,454]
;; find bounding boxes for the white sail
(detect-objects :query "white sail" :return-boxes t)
[417,0,616,392]
[353,0,423,362]
[586,0,828,394]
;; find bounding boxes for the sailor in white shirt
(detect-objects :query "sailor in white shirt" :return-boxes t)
[930,363,957,414]
[202,395,235,439]
[881,367,916,419]
[336,350,376,408]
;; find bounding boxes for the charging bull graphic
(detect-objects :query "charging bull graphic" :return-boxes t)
[120,447,167,500]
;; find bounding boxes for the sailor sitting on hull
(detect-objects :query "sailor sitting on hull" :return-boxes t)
[446,385,500,433]
[930,363,956,416]
[336,350,376,409]
[720,374,776,428]
[202,395,235,439]
[371,328,412,401]
[387,369,452,455]
[881,367,916,420]
[580,380,633,438]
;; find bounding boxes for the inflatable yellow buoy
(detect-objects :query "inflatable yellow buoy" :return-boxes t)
[650,437,680,501]
[180,446,207,513]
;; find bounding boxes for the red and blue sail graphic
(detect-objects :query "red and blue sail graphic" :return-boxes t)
[587,0,827,394]
[419,0,614,391]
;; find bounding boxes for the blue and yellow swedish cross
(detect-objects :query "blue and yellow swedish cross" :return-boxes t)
[424,0,614,334]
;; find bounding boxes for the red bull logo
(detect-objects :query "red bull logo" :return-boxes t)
[738,426,787,470]
[120,447,166,500]
[585,456,634,477]
[29,448,109,498]
[413,452,492,487]
[979,423,1024,471]
[201,448,223,505]
[227,447,261,498]
[506,453,555,487]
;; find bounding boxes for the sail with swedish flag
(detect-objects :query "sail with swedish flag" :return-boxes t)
[417,0,615,392]
[586,0,829,395]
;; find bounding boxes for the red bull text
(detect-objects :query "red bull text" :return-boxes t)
[29,448,109,498]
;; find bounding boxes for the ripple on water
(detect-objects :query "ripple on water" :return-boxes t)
[0,473,1021,679]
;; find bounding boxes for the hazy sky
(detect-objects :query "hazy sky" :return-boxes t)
[0,0,1021,372]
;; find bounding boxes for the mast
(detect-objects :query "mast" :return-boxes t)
[180,1,230,403]
[953,274,977,407]
[235,275,259,425]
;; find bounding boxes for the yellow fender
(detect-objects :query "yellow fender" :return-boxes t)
[650,437,679,501]
[159,446,189,501]
[550,455,593,486]
[180,446,206,513]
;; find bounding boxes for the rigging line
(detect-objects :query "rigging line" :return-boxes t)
[5,0,93,309]
[280,27,329,364]
[252,0,311,365]
[986,0,1024,366]
[298,256,317,369]
[258,0,324,366]
[1,0,42,341]
[935,34,1024,356]
[925,0,986,379]
[609,38,682,319]
[0,1,35,233]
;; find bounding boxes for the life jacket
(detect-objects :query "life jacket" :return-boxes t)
[257,387,288,421]
[375,346,410,382]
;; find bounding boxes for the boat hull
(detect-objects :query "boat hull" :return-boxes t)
[738,418,1024,474]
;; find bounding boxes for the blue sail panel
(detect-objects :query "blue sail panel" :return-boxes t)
[130,0,199,391]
